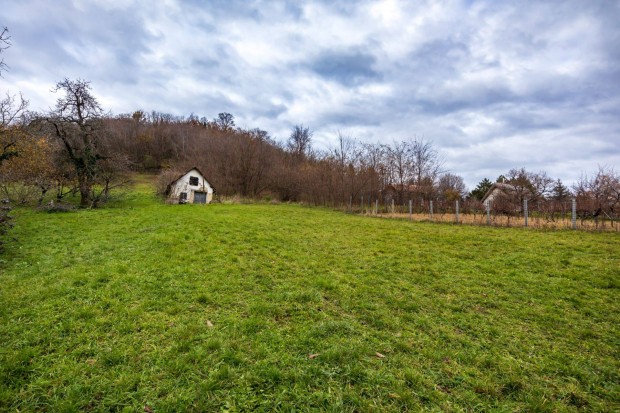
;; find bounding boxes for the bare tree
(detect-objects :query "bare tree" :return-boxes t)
[528,170,554,200]
[332,132,357,203]
[0,92,28,126]
[0,93,29,164]
[504,168,554,203]
[0,26,18,251]
[40,78,120,207]
[215,112,235,130]
[573,166,620,217]
[287,124,312,162]
[0,27,9,75]
[0,27,28,165]
[437,173,467,202]
[409,138,442,200]
[385,141,412,203]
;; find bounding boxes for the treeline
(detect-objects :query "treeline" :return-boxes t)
[1,78,619,220]
[106,112,453,206]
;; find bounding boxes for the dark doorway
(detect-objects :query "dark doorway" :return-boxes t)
[194,192,207,204]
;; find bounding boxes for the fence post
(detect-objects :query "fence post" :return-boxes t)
[391,199,394,215]
[409,199,412,221]
[430,200,434,219]
[572,198,576,229]
[524,199,528,227]
[455,200,460,223]
[486,202,491,225]
[349,196,352,213]
[361,196,364,214]
[375,199,378,215]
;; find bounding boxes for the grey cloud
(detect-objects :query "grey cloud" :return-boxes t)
[310,50,381,86]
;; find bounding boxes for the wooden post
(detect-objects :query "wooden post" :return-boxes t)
[349,195,352,213]
[409,199,412,221]
[524,199,528,227]
[375,199,378,215]
[455,200,460,223]
[391,199,394,215]
[572,198,576,229]
[430,200,433,218]
[361,196,364,214]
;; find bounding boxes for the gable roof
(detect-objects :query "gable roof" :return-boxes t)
[481,182,534,203]
[169,166,207,186]
[165,167,215,195]
[481,183,516,203]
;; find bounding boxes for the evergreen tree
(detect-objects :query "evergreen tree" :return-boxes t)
[552,179,571,201]
[470,178,493,200]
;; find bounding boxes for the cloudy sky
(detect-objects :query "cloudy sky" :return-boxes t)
[1,0,619,188]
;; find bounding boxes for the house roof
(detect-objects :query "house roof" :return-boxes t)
[481,182,536,203]
[481,183,514,203]
[165,167,215,195]
[169,166,207,185]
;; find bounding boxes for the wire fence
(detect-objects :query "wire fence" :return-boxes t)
[344,197,619,231]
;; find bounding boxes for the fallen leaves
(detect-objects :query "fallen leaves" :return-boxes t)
[206,320,214,328]
[308,353,320,359]
[375,352,385,359]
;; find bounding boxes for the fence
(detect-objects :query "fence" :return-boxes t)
[345,196,619,231]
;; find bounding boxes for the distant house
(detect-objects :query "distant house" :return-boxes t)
[166,167,214,204]
[481,183,515,207]
[481,182,533,209]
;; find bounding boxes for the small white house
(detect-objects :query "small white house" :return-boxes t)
[481,183,515,207]
[166,167,214,204]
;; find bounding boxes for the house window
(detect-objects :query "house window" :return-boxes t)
[180,192,188,203]
[189,176,199,186]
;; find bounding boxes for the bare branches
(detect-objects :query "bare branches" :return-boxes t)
[287,125,313,162]
[41,78,125,207]
[573,166,620,214]
[0,93,29,165]
[214,112,235,130]
[51,78,103,125]
[0,92,29,127]
[0,27,10,75]
[438,173,467,202]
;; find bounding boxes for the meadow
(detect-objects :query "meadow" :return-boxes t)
[0,184,619,412]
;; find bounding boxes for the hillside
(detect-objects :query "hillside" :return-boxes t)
[1,186,619,412]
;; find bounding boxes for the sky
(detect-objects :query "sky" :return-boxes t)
[1,0,619,189]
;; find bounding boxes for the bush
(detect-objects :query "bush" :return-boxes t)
[155,169,182,199]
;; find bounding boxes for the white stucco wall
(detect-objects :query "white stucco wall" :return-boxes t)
[169,168,214,204]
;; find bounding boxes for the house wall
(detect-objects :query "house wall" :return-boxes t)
[169,169,214,204]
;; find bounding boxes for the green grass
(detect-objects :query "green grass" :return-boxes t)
[1,183,619,412]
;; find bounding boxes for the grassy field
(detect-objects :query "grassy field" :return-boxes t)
[1,183,619,412]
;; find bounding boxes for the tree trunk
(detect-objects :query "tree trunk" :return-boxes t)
[79,179,92,207]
